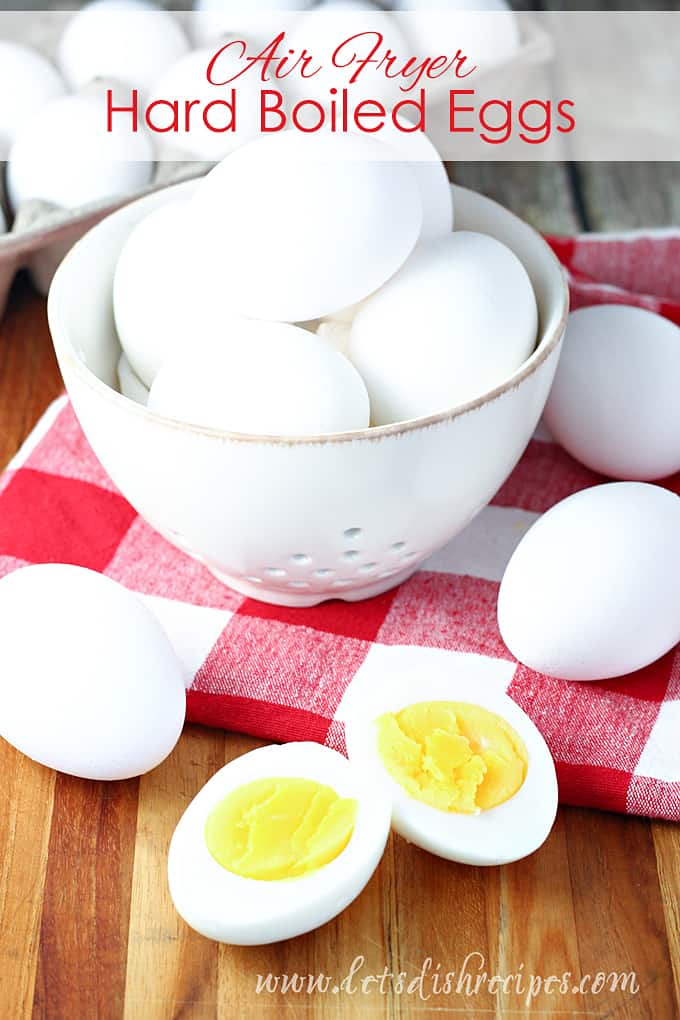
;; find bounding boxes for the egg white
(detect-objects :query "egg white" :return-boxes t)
[168,742,391,945]
[344,673,558,867]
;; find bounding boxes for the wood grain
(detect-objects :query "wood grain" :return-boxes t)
[0,169,678,1019]
[451,162,582,234]
[0,278,63,1020]
[33,776,139,1020]
[123,725,226,1020]
[0,746,55,1020]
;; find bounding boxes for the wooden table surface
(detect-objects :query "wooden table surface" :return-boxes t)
[1,162,679,1020]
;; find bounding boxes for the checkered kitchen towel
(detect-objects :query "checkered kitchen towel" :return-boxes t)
[1,229,679,821]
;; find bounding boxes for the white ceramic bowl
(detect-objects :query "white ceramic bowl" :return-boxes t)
[48,181,568,607]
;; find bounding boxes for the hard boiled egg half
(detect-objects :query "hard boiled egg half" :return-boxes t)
[168,742,391,945]
[344,671,557,866]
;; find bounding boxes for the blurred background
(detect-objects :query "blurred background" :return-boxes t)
[0,0,677,240]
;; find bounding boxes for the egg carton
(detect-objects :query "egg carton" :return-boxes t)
[0,159,210,320]
[0,9,553,323]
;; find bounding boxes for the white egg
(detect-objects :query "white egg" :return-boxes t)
[379,115,453,243]
[118,352,150,403]
[544,305,680,481]
[7,89,154,211]
[343,664,557,866]
[192,0,310,46]
[0,564,186,780]
[168,741,391,944]
[58,0,189,94]
[285,1,410,111]
[349,231,537,425]
[148,46,264,160]
[148,321,370,435]
[0,42,66,160]
[190,131,422,322]
[113,201,217,388]
[394,0,521,75]
[498,482,680,681]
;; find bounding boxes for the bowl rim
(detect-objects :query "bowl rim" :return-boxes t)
[49,182,569,447]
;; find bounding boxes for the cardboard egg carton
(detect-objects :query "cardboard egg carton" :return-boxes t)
[0,7,553,322]
[0,159,208,320]
[0,7,207,319]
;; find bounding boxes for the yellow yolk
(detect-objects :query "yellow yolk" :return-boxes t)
[204,777,358,880]
[375,701,528,814]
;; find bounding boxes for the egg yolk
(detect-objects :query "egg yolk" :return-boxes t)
[375,701,528,814]
[204,777,358,880]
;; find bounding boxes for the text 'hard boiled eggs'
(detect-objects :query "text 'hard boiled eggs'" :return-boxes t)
[168,742,391,944]
[0,564,186,780]
[498,482,680,681]
[344,673,557,866]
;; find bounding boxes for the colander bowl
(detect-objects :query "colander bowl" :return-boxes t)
[48,179,568,607]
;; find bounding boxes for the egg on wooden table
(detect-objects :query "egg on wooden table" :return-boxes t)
[188,131,422,322]
[192,0,311,46]
[148,46,266,160]
[0,42,66,160]
[7,88,154,211]
[0,564,186,780]
[147,321,370,435]
[168,742,392,944]
[58,0,189,94]
[343,667,557,866]
[113,201,220,389]
[543,304,680,481]
[349,231,537,425]
[498,482,680,681]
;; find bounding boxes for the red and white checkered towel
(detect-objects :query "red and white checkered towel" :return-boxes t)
[1,230,679,821]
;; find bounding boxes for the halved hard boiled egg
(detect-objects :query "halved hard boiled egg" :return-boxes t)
[168,742,391,945]
[344,673,557,866]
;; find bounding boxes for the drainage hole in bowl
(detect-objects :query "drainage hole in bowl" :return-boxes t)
[287,580,310,589]
[402,551,421,563]
[343,527,362,540]
[331,579,353,588]
[342,549,360,561]
[358,562,378,574]
[264,567,287,578]
[244,575,263,584]
[390,541,406,552]
[314,568,335,578]
[290,553,311,565]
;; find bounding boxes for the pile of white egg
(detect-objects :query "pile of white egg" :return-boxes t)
[113,127,537,431]
[0,0,520,225]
